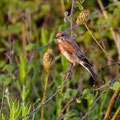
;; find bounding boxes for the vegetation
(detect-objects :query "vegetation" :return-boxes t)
[0,0,120,120]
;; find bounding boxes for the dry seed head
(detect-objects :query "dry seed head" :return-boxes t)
[76,10,90,25]
[43,49,54,72]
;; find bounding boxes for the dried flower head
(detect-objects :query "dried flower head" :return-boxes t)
[76,10,90,25]
[43,49,54,72]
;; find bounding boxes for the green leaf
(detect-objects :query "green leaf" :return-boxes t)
[0,48,5,52]
[9,100,21,120]
[0,61,5,68]
[7,22,22,34]
[26,43,34,51]
[112,81,120,91]
[21,102,31,117]
[82,89,92,100]
[0,75,10,85]
[1,114,5,120]
[64,110,80,120]
[41,28,49,45]
[63,88,78,100]
[19,56,26,85]
[74,1,80,7]
[40,4,50,17]
[21,85,26,101]
[33,44,40,51]
[61,53,69,71]
[74,1,84,10]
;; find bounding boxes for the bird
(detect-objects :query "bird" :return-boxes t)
[56,31,98,85]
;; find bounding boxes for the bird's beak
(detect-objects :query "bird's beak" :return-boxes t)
[55,35,59,39]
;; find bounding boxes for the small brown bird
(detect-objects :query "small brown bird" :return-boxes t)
[56,31,97,82]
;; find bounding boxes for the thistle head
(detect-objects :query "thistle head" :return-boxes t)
[43,49,54,72]
[76,10,90,25]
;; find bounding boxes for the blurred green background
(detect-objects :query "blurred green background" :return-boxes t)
[0,0,120,120]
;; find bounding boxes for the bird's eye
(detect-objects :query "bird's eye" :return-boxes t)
[61,34,64,37]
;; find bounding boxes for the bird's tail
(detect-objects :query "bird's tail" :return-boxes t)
[85,65,97,80]
[82,63,99,87]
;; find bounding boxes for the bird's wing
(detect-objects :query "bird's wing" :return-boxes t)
[63,39,93,66]
[60,40,76,53]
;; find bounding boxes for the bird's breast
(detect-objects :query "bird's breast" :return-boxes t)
[58,42,64,53]
[58,42,75,63]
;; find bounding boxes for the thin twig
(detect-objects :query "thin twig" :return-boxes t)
[95,84,112,91]
[101,64,116,70]
[82,89,107,120]
[110,74,120,85]
[104,87,120,120]
[95,74,120,91]
[82,74,120,120]
[57,94,80,120]
[18,64,73,120]
[70,0,75,40]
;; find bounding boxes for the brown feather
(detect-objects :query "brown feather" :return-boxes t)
[60,40,76,54]
[61,39,93,66]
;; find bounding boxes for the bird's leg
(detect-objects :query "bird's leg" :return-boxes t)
[70,62,74,68]
[69,62,74,71]
[66,62,74,74]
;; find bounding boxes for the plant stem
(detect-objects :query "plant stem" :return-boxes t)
[111,106,120,120]
[104,87,120,120]
[70,0,75,40]
[41,71,49,120]
[84,23,108,56]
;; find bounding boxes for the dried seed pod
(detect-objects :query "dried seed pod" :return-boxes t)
[76,10,90,25]
[43,49,54,72]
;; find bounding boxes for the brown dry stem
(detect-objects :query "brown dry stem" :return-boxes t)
[104,87,120,120]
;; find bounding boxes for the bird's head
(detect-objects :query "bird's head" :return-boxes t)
[55,32,70,42]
